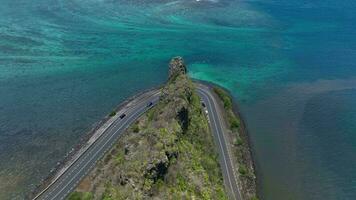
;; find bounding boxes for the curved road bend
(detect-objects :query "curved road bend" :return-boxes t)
[34,91,160,200]
[196,85,243,200]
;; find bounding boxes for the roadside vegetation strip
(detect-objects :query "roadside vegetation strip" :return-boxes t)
[213,87,240,129]
[109,111,116,117]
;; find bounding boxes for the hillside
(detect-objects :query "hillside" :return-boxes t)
[69,57,228,199]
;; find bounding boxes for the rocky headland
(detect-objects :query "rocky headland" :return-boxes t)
[68,57,257,200]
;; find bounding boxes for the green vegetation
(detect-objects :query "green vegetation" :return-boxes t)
[236,137,243,146]
[132,122,140,133]
[238,164,248,175]
[71,68,228,199]
[67,58,257,200]
[213,87,240,130]
[115,149,124,164]
[109,111,116,117]
[146,108,155,122]
[251,196,260,200]
[67,192,93,200]
[213,87,232,110]
[230,115,240,129]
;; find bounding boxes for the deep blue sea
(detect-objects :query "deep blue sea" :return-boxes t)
[1,0,356,199]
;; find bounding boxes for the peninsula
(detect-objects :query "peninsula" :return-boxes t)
[32,57,257,200]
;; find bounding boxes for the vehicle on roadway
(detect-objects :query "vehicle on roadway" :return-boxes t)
[147,102,153,107]
[119,113,126,119]
[201,102,206,107]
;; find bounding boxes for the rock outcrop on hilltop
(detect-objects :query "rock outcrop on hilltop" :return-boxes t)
[168,56,187,79]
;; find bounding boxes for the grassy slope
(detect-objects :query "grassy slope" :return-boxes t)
[69,74,227,200]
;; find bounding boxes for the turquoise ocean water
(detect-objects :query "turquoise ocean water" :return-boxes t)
[1,0,356,199]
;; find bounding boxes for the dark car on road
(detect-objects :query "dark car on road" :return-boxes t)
[147,102,153,107]
[201,102,206,107]
[119,113,126,119]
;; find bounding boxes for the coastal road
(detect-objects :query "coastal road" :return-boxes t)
[33,91,161,200]
[196,85,243,200]
[34,84,241,200]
